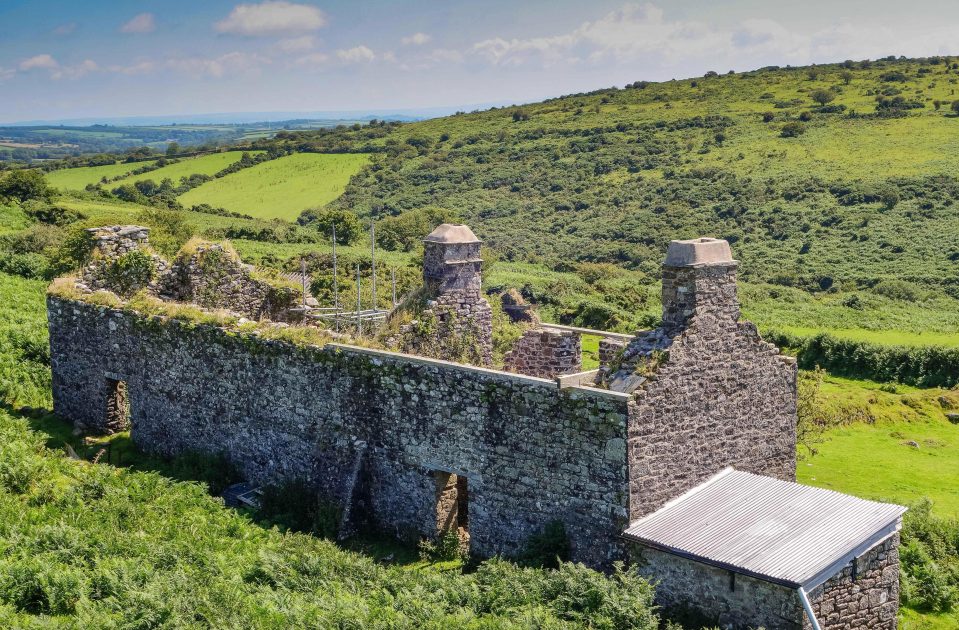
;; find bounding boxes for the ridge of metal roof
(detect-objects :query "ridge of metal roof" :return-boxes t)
[623,469,907,589]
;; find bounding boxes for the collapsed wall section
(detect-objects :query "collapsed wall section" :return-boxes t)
[47,296,630,568]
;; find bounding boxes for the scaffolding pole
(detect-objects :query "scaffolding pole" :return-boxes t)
[370,222,377,311]
[391,267,397,307]
[355,264,362,336]
[332,223,339,332]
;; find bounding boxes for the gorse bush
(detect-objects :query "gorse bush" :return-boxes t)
[900,500,959,612]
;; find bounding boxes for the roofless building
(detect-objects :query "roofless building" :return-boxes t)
[48,225,903,630]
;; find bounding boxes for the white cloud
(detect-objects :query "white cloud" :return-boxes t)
[167,52,269,78]
[295,51,330,66]
[468,3,924,70]
[0,67,15,82]
[277,35,316,52]
[336,45,375,63]
[19,54,59,71]
[401,32,431,46]
[109,61,157,76]
[52,59,98,80]
[53,22,77,36]
[215,1,326,36]
[120,13,156,34]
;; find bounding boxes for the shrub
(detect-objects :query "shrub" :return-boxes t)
[899,500,959,612]
[780,122,806,137]
[375,206,459,252]
[762,112,775,123]
[102,250,157,297]
[519,521,571,569]
[873,279,921,301]
[952,100,959,115]
[766,330,959,387]
[0,170,51,203]
[309,208,362,245]
[809,89,836,106]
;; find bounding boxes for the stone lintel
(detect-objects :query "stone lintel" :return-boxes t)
[664,237,737,268]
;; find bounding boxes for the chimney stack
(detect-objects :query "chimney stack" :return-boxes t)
[661,238,739,333]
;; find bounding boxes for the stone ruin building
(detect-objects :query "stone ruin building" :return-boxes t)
[48,225,906,630]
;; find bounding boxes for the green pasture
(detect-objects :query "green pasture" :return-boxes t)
[113,151,259,187]
[46,161,156,190]
[179,153,370,220]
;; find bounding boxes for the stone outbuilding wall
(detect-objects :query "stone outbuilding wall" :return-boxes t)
[48,296,631,568]
[635,535,900,630]
[79,226,169,296]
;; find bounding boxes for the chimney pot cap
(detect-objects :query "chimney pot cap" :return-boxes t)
[664,237,736,267]
[424,223,482,244]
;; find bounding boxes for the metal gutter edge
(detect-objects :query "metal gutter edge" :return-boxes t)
[798,587,823,630]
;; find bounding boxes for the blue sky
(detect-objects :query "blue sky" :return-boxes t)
[2,0,958,123]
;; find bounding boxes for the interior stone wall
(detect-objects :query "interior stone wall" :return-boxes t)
[503,328,582,378]
[48,295,631,568]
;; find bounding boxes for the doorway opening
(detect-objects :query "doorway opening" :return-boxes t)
[104,377,130,434]
[434,471,470,551]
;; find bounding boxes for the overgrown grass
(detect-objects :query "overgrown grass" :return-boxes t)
[180,153,370,220]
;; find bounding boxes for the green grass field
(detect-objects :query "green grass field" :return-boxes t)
[799,376,959,516]
[179,153,370,220]
[46,161,156,190]
[112,151,259,187]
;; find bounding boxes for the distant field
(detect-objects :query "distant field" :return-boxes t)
[778,326,959,348]
[112,151,260,187]
[46,161,156,190]
[179,153,370,220]
[798,376,959,517]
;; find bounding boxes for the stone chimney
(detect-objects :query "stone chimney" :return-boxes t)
[420,223,492,365]
[423,223,483,294]
[661,237,739,333]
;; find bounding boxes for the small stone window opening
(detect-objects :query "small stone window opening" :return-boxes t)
[728,570,736,592]
[851,556,859,582]
[104,378,131,433]
[434,471,470,550]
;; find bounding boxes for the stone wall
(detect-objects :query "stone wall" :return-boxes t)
[636,546,806,629]
[806,535,900,630]
[626,311,797,520]
[598,337,628,367]
[161,242,300,321]
[503,328,581,378]
[634,534,900,630]
[48,296,631,568]
[79,226,168,297]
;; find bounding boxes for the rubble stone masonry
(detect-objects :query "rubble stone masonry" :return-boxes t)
[48,296,631,567]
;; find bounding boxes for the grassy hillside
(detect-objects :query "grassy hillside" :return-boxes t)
[255,58,959,300]
[46,160,156,190]
[111,151,259,187]
[180,153,370,220]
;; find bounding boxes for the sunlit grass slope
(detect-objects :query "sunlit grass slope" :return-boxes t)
[112,151,260,186]
[179,153,370,220]
[46,161,156,191]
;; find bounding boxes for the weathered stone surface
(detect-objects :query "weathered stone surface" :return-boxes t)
[636,534,899,630]
[48,296,629,567]
[504,328,581,378]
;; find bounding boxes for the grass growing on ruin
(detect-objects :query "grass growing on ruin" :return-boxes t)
[179,153,370,220]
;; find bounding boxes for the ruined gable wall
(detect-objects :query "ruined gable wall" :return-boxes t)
[627,311,797,520]
[48,296,630,568]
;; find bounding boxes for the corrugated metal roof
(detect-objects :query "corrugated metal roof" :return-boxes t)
[623,468,906,588]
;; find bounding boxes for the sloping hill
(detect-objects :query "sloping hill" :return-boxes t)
[272,57,959,296]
